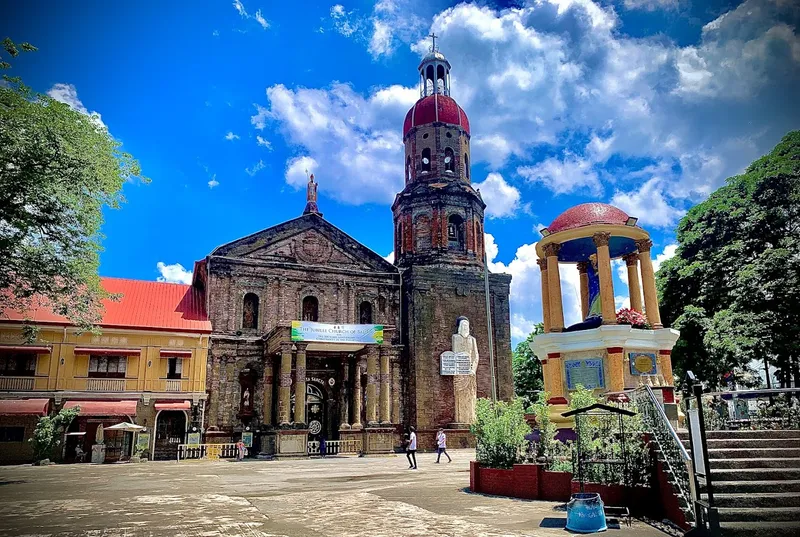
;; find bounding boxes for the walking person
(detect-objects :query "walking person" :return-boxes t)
[406,426,418,469]
[435,428,452,463]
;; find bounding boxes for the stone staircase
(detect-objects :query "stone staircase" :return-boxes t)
[679,429,800,537]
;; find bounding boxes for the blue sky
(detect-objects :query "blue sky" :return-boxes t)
[4,0,799,345]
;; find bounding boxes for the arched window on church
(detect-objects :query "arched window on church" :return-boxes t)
[242,293,259,330]
[406,156,412,183]
[359,301,373,324]
[302,296,318,322]
[444,148,455,173]
[464,153,469,181]
[437,64,446,94]
[426,65,435,95]
[448,214,465,251]
[421,148,431,173]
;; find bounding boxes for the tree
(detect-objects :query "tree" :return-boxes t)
[29,406,80,462]
[1,37,37,70]
[0,44,147,336]
[512,323,545,408]
[658,131,800,389]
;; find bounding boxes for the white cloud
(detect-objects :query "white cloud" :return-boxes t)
[225,131,240,141]
[245,160,266,176]
[208,175,219,189]
[610,178,685,228]
[212,30,220,37]
[232,0,269,30]
[653,243,678,273]
[383,251,395,263]
[518,155,602,196]
[47,83,106,130]
[156,262,193,285]
[623,0,681,12]
[285,156,318,189]
[472,173,521,219]
[330,4,361,37]
[327,0,424,59]
[251,104,269,130]
[256,135,272,149]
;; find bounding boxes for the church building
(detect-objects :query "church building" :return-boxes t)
[198,41,513,454]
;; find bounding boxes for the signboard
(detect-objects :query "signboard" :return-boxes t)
[241,432,253,448]
[136,433,150,452]
[565,359,605,390]
[187,432,201,448]
[440,351,472,375]
[629,352,657,376]
[291,321,383,345]
[688,408,706,476]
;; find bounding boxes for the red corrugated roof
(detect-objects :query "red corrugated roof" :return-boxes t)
[0,399,50,416]
[63,400,138,416]
[1,277,211,333]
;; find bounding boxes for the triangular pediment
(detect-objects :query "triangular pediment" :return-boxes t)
[210,214,396,272]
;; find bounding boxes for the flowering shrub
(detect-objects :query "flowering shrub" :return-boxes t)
[472,398,531,469]
[616,308,650,329]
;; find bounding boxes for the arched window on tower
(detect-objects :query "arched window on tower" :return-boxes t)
[444,148,455,173]
[426,65,435,95]
[447,214,465,251]
[406,156,412,183]
[421,148,431,173]
[464,153,470,181]
[242,293,259,330]
[437,64,446,94]
[359,301,373,324]
[302,296,319,322]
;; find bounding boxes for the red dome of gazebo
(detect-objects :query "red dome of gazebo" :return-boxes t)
[403,94,470,138]
[548,203,631,234]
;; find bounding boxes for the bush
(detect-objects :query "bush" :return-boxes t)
[29,406,80,462]
[471,398,531,469]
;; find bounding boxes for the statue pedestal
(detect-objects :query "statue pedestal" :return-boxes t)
[91,444,106,464]
[363,427,395,455]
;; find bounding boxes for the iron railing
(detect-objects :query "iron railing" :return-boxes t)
[632,385,696,522]
[307,439,362,455]
[177,443,238,461]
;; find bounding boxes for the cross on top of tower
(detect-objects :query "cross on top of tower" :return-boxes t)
[429,32,438,53]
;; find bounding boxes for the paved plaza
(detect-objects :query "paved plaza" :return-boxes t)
[0,451,667,537]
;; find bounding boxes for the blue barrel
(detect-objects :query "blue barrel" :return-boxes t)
[565,492,607,533]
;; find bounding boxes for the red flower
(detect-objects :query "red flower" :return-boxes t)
[616,308,650,329]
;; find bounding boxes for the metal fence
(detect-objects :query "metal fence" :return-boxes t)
[177,443,238,461]
[307,439,363,456]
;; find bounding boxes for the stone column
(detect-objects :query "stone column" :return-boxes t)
[606,347,625,392]
[636,239,663,328]
[593,232,616,324]
[577,261,589,320]
[278,342,293,425]
[545,353,565,400]
[624,253,644,313]
[379,347,391,423]
[340,358,350,429]
[391,359,401,424]
[543,243,564,332]
[262,356,273,426]
[537,258,552,333]
[351,358,363,429]
[366,347,379,426]
[294,343,307,426]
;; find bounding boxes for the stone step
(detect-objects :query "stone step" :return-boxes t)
[709,447,800,459]
[718,506,800,522]
[683,438,800,449]
[710,457,800,470]
[720,521,800,537]
[678,429,800,440]
[711,468,800,481]
[710,492,800,508]
[712,480,800,493]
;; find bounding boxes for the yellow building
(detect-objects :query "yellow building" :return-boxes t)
[0,278,211,463]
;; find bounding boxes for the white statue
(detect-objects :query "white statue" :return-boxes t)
[452,317,479,424]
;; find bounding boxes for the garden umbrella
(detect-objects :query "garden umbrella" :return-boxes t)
[106,422,145,457]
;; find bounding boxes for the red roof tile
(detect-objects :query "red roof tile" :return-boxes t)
[1,278,211,333]
[403,94,470,137]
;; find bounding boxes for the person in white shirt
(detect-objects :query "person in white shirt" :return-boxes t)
[406,427,418,469]
[435,428,452,463]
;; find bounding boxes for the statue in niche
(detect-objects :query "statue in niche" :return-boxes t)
[452,316,479,424]
[243,388,251,410]
[565,254,603,332]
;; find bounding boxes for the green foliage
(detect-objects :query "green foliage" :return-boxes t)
[530,391,556,460]
[1,37,37,70]
[0,74,148,336]
[471,398,531,469]
[658,131,800,388]
[512,324,544,408]
[29,406,80,462]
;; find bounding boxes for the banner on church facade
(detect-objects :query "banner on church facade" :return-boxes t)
[291,321,384,345]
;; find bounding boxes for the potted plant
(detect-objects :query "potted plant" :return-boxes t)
[616,308,650,329]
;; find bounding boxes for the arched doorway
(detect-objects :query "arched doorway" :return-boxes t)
[153,410,186,460]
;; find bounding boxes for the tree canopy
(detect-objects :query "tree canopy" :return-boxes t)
[658,131,800,389]
[512,323,545,408]
[0,42,147,334]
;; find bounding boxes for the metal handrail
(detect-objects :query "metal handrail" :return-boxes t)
[632,385,696,522]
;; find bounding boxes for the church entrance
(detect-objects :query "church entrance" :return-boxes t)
[154,410,186,461]
[306,382,325,442]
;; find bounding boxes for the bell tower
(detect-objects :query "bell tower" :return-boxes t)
[392,35,484,270]
[394,38,514,444]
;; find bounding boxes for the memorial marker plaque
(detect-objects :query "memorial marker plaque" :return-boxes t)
[440,351,472,375]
